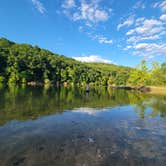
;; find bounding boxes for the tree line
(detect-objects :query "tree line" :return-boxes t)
[0,38,165,86]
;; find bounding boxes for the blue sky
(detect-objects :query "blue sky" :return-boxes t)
[0,0,166,67]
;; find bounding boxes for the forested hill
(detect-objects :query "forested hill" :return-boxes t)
[0,38,131,85]
[0,38,165,86]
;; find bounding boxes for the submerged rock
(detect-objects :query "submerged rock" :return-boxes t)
[88,138,95,143]
[13,157,26,166]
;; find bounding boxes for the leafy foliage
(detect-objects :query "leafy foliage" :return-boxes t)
[0,38,165,86]
[128,60,166,86]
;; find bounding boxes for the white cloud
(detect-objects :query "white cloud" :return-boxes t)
[133,0,145,9]
[73,55,113,64]
[98,37,113,44]
[135,17,145,26]
[114,1,166,59]
[123,15,166,58]
[126,19,164,40]
[127,35,160,43]
[62,0,75,9]
[72,1,109,23]
[123,45,132,50]
[78,26,83,31]
[62,0,111,25]
[126,29,135,35]
[117,16,134,30]
[133,43,166,58]
[158,0,166,11]
[160,14,166,21]
[32,0,46,14]
[153,0,166,12]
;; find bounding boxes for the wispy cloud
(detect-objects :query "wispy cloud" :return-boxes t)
[127,35,160,43]
[32,0,46,14]
[135,17,145,26]
[117,16,134,30]
[117,0,146,31]
[152,0,166,12]
[133,0,145,10]
[87,33,113,45]
[62,0,75,9]
[73,55,113,64]
[98,37,113,44]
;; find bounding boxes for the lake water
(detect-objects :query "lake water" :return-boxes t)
[0,85,166,166]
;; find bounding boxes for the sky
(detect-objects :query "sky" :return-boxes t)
[0,0,166,67]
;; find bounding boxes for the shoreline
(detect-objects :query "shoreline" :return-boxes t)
[110,85,166,95]
[1,83,166,94]
[147,86,166,95]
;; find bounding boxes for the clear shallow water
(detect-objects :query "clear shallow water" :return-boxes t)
[0,86,166,166]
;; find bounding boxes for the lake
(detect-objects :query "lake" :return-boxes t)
[0,85,166,166]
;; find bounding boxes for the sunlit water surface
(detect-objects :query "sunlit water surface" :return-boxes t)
[0,85,166,166]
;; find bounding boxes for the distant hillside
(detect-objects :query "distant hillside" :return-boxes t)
[0,38,132,86]
[0,38,165,86]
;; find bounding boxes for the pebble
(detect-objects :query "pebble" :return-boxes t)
[135,127,141,130]
[97,149,102,158]
[88,138,94,143]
